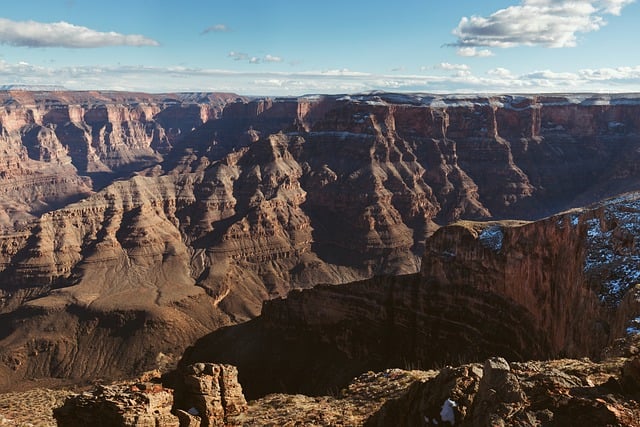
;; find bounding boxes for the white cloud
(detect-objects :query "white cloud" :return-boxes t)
[579,65,640,80]
[598,0,636,14]
[522,69,580,80]
[315,69,371,77]
[229,52,284,64]
[264,54,283,63]
[435,62,470,71]
[487,67,513,78]
[202,24,231,34]
[453,0,636,49]
[0,18,158,48]
[456,47,494,57]
[228,51,249,61]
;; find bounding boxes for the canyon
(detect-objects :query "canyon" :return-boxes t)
[0,90,639,405]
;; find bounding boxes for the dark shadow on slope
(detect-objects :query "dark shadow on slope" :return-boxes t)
[175,274,552,400]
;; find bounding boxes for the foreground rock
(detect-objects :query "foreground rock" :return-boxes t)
[367,356,640,426]
[54,382,179,427]
[54,363,247,427]
[178,363,248,426]
[48,355,640,427]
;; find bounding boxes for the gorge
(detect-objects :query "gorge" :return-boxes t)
[0,90,639,405]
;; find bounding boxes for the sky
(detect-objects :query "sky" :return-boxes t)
[0,0,639,95]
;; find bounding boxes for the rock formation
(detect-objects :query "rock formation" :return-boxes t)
[0,91,238,227]
[3,91,640,390]
[50,356,640,426]
[54,382,179,426]
[366,356,640,426]
[177,363,247,427]
[180,193,640,399]
[53,363,247,427]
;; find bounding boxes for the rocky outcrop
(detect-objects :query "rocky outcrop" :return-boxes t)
[177,363,248,427]
[53,363,247,427]
[3,352,636,427]
[50,356,640,426]
[422,192,640,356]
[54,382,179,427]
[366,356,640,426]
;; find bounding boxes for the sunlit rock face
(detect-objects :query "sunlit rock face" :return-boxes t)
[2,91,640,391]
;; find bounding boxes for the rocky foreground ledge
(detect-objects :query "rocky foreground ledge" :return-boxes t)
[45,349,640,427]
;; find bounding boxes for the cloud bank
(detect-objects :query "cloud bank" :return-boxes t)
[3,60,640,95]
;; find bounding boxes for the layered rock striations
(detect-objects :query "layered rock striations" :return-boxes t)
[3,91,640,390]
[180,193,640,398]
[0,90,239,227]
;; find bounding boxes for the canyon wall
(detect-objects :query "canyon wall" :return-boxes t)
[2,91,640,390]
[181,194,640,398]
[0,91,239,227]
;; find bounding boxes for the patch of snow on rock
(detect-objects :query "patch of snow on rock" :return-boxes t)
[440,398,457,425]
[479,225,503,251]
[583,194,640,305]
[627,316,640,335]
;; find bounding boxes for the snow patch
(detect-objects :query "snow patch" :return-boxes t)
[627,317,640,335]
[440,398,457,425]
[479,225,503,251]
[586,218,602,239]
[608,121,625,130]
[571,215,580,227]
[299,94,323,101]
[583,193,640,305]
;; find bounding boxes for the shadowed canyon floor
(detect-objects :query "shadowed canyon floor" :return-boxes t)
[0,91,640,422]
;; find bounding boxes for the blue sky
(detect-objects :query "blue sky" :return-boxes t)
[0,0,638,94]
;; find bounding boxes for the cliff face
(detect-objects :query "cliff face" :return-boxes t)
[2,91,640,390]
[0,91,239,227]
[180,194,640,398]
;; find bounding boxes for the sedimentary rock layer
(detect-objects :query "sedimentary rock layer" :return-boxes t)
[0,91,239,226]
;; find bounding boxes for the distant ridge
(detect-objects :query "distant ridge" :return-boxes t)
[0,84,67,91]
